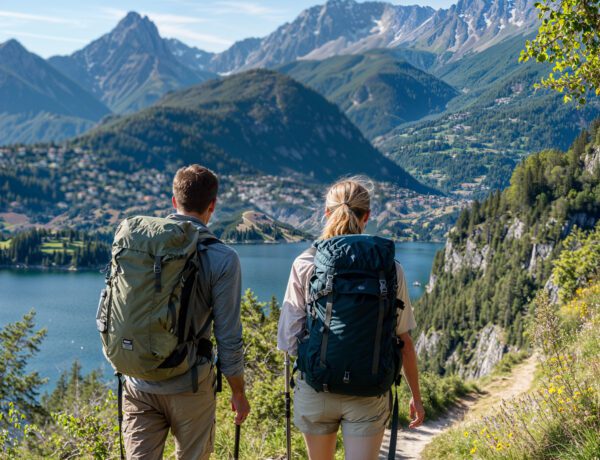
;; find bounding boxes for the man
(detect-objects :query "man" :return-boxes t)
[122,165,250,459]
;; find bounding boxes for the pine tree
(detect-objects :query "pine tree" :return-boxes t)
[0,310,47,425]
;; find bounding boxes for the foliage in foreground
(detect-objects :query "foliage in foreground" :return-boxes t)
[0,290,476,459]
[521,0,600,105]
[423,228,600,460]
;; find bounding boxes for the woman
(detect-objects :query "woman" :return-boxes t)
[277,177,425,460]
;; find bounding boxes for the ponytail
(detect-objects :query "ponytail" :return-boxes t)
[320,177,371,239]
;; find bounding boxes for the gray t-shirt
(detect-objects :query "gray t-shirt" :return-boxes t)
[127,214,244,394]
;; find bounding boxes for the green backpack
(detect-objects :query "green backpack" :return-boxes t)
[96,216,217,382]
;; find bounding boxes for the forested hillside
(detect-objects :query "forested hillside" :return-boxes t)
[79,68,434,192]
[278,50,457,138]
[415,121,600,377]
[0,229,110,268]
[379,36,600,196]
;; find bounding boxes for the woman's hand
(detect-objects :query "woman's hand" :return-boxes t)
[408,397,425,429]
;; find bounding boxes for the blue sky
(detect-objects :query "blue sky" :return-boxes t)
[0,0,455,58]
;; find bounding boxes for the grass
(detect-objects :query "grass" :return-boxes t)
[40,239,83,255]
[422,284,600,460]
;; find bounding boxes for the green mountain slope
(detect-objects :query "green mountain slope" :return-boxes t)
[380,41,600,196]
[414,121,600,377]
[211,210,313,243]
[79,69,436,193]
[433,33,536,94]
[278,50,457,139]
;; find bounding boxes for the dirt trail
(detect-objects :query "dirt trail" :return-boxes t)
[379,356,538,460]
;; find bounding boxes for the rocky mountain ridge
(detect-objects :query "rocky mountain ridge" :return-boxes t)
[48,12,215,113]
[201,0,538,73]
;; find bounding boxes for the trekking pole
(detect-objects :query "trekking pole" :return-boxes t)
[234,423,241,460]
[284,352,292,460]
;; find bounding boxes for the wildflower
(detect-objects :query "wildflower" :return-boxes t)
[508,432,514,439]
[470,446,477,455]
[464,431,469,438]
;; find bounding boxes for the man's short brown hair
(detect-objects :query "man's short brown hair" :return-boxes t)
[172,165,219,214]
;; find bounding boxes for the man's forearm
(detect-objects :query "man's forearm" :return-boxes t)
[226,374,245,395]
[400,333,422,401]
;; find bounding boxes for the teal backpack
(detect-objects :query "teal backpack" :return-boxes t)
[296,234,405,459]
[297,234,403,396]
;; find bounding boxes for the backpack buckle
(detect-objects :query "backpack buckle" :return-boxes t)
[379,279,388,295]
[343,371,350,384]
[325,274,334,291]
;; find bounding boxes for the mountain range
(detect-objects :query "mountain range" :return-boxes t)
[0,0,598,202]
[1,0,542,145]
[201,0,538,73]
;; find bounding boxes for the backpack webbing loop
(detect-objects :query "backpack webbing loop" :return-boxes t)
[319,276,335,369]
[153,255,162,292]
[372,271,388,375]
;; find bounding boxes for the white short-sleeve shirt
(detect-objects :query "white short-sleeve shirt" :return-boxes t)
[277,249,417,356]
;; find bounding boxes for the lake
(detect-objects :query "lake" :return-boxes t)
[0,241,442,391]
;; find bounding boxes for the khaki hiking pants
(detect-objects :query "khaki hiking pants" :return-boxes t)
[123,369,216,460]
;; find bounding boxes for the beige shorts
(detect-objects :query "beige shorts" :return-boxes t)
[293,376,391,437]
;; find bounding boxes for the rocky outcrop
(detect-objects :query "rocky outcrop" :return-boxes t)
[561,212,598,237]
[416,325,508,379]
[444,236,492,274]
[426,274,437,293]
[584,146,600,175]
[461,325,507,379]
[506,218,525,240]
[415,330,441,357]
[544,274,560,304]
[528,242,554,276]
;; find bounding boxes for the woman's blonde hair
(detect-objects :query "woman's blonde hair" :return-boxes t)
[320,177,372,239]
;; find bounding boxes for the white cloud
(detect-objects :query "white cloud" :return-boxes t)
[158,24,232,47]
[0,10,78,25]
[1,30,88,44]
[217,1,277,16]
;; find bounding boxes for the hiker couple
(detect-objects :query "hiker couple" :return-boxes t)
[97,165,424,460]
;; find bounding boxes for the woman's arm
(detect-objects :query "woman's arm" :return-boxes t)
[399,332,425,429]
[277,255,312,355]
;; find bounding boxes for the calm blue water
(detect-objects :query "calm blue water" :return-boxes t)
[0,242,442,390]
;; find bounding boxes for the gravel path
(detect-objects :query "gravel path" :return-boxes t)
[379,356,538,460]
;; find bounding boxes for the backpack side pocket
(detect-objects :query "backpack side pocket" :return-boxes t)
[96,288,109,333]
